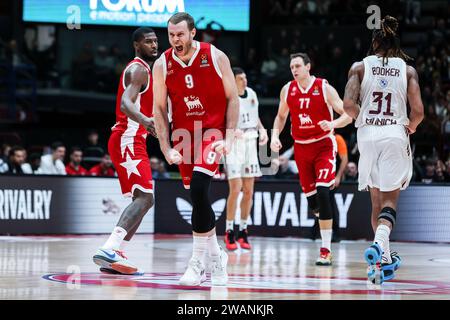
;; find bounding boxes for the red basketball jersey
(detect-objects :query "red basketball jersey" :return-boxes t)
[112,57,153,137]
[285,77,333,143]
[164,41,227,132]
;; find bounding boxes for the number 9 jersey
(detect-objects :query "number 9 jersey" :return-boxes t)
[162,41,227,132]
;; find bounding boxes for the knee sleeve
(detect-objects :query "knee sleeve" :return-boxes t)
[307,194,319,214]
[316,186,333,220]
[190,171,216,233]
[378,207,396,227]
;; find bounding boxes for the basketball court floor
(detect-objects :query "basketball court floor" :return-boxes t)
[1,234,450,300]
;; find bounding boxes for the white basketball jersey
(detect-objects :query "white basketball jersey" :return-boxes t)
[237,87,259,130]
[356,55,409,128]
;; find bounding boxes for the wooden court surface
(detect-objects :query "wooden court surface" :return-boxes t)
[1,234,450,300]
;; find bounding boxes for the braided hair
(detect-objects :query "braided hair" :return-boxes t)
[368,15,412,66]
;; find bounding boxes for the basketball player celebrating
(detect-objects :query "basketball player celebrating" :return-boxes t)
[343,16,424,284]
[92,28,158,274]
[153,13,239,286]
[271,53,352,266]
[224,67,268,251]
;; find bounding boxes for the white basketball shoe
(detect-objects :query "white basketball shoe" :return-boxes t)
[179,258,206,286]
[93,248,138,275]
[210,247,228,286]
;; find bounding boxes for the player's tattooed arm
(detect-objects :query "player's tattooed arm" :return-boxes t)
[320,82,352,131]
[343,62,363,120]
[270,84,290,152]
[121,64,155,134]
[406,66,424,134]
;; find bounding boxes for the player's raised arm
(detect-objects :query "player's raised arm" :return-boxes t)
[270,83,290,152]
[406,66,424,134]
[319,82,352,131]
[121,64,154,133]
[152,56,181,164]
[216,49,239,132]
[343,61,364,120]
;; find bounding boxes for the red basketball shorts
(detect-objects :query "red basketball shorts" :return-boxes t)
[294,135,337,196]
[108,131,153,197]
[173,129,223,189]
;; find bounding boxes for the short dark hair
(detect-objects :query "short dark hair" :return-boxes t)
[290,52,311,65]
[51,142,65,151]
[232,67,245,76]
[132,27,155,42]
[29,153,40,162]
[70,146,82,155]
[168,12,195,31]
[9,145,25,157]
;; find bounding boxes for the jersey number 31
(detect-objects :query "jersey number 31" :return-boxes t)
[369,91,394,116]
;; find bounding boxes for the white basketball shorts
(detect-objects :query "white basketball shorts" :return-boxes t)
[225,133,261,180]
[357,125,412,192]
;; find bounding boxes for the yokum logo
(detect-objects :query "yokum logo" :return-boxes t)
[0,189,52,220]
[89,0,185,13]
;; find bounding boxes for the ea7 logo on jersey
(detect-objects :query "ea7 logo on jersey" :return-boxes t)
[299,114,313,126]
[176,197,226,225]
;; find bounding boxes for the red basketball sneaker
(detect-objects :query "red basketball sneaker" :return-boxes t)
[237,229,252,250]
[315,247,332,266]
[224,230,238,251]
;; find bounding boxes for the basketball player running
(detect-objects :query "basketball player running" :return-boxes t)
[92,28,158,274]
[224,67,268,251]
[343,16,424,284]
[153,13,239,286]
[271,53,352,266]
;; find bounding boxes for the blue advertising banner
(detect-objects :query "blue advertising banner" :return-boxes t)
[23,0,250,31]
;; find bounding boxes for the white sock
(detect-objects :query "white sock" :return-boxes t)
[207,233,221,257]
[226,220,234,232]
[192,236,208,263]
[102,227,127,250]
[119,239,130,251]
[320,229,332,251]
[374,224,391,263]
[239,219,248,231]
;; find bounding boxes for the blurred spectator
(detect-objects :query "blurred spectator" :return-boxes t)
[1,144,11,161]
[89,154,115,177]
[294,0,317,16]
[83,130,106,169]
[1,146,27,175]
[196,17,225,45]
[421,160,436,184]
[268,146,298,179]
[38,142,66,175]
[22,153,41,174]
[71,42,95,90]
[66,147,88,176]
[150,157,170,179]
[344,162,358,182]
[335,134,348,188]
[404,0,421,24]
